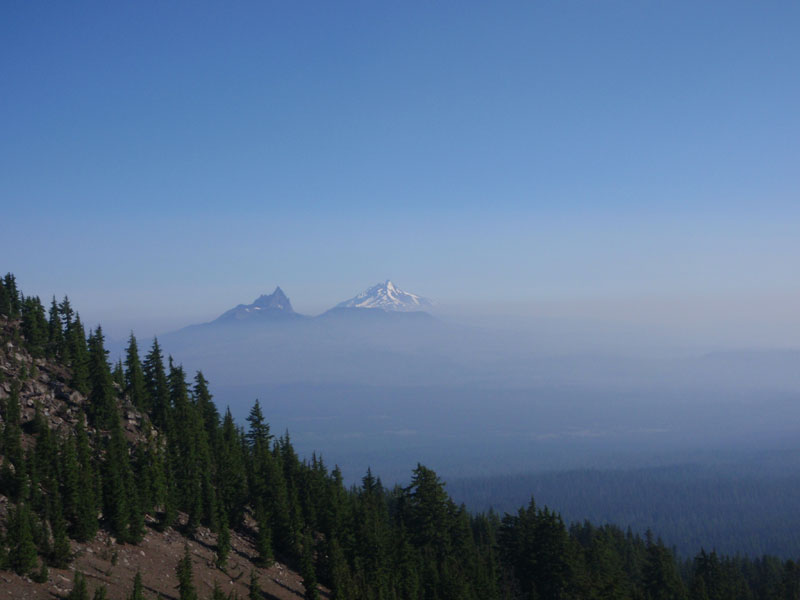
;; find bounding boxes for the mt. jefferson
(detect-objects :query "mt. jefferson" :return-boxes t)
[334,280,434,312]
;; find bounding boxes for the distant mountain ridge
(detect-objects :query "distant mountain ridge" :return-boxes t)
[210,280,433,324]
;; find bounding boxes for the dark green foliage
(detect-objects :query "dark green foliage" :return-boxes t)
[143,338,170,431]
[50,492,72,567]
[47,296,64,358]
[101,417,135,541]
[124,333,148,410]
[643,534,687,600]
[66,313,90,395]
[92,584,108,600]
[1,381,25,499]
[7,503,38,575]
[248,569,261,600]
[216,511,231,568]
[129,571,145,600]
[301,531,320,600]
[20,295,48,357]
[0,274,13,316]
[211,581,227,600]
[72,416,99,541]
[254,508,273,567]
[67,571,90,600]
[31,557,48,583]
[86,327,117,429]
[176,544,198,600]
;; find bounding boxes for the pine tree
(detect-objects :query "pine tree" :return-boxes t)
[1,381,26,499]
[113,358,125,388]
[32,557,49,583]
[643,536,686,600]
[50,491,72,567]
[176,544,198,600]
[217,409,248,527]
[2,273,21,317]
[211,581,227,600]
[143,338,170,431]
[129,571,145,600]
[248,569,261,600]
[8,503,38,576]
[86,326,116,429]
[216,511,231,568]
[71,415,99,541]
[92,585,108,600]
[255,505,273,567]
[301,531,320,600]
[0,275,10,316]
[124,333,148,410]
[193,371,219,447]
[67,571,90,600]
[67,313,90,395]
[47,295,64,358]
[101,415,133,542]
[20,295,48,356]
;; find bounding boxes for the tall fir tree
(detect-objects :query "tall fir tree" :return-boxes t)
[86,326,116,429]
[124,333,148,411]
[143,338,170,432]
[176,544,198,600]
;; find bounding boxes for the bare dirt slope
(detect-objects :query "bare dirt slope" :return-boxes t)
[0,515,325,599]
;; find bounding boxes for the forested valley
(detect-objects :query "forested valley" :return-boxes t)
[2,272,800,599]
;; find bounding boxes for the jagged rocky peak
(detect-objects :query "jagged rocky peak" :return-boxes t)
[215,286,297,321]
[335,280,434,312]
[252,286,292,311]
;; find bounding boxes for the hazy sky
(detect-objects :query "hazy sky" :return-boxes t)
[3,2,799,341]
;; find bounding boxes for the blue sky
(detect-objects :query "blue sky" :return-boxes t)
[2,2,800,340]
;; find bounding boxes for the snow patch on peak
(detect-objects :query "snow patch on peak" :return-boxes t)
[335,281,433,312]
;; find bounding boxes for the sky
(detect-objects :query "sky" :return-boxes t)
[2,1,800,342]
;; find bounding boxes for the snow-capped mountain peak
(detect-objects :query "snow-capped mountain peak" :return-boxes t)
[335,280,433,312]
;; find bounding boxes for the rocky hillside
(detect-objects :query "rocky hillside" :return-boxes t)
[0,309,323,599]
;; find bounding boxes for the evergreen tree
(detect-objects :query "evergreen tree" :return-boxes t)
[67,313,90,395]
[217,409,248,527]
[8,503,38,576]
[248,569,261,600]
[0,275,10,316]
[86,326,116,428]
[67,571,90,600]
[216,512,231,568]
[301,531,320,600]
[50,492,72,567]
[129,571,145,600]
[20,295,48,356]
[113,358,125,389]
[92,585,108,600]
[32,557,49,583]
[101,416,133,542]
[143,338,170,431]
[193,371,219,446]
[72,415,99,541]
[47,295,64,358]
[124,333,148,410]
[643,535,686,600]
[1,381,26,499]
[2,273,21,316]
[176,544,198,600]
[211,581,227,600]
